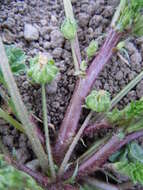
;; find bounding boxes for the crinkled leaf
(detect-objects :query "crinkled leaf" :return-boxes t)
[116,0,143,32]
[113,161,143,185]
[128,142,143,163]
[0,45,27,85]
[110,141,143,185]
[5,45,27,75]
[0,155,43,190]
[107,99,143,128]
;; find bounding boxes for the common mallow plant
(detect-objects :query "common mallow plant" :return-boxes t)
[0,0,143,189]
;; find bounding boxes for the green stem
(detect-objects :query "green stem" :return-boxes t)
[111,70,143,108]
[0,108,24,133]
[71,40,80,73]
[42,84,55,179]
[63,0,81,73]
[0,38,48,172]
[63,0,74,20]
[58,111,93,176]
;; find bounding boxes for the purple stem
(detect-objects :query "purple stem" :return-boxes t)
[29,115,45,145]
[77,130,143,178]
[47,183,79,190]
[54,28,122,163]
[83,121,111,138]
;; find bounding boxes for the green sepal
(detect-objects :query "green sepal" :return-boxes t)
[61,18,77,40]
[85,90,111,112]
[27,53,59,85]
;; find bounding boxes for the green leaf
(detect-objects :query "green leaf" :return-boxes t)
[107,99,143,128]
[110,141,143,185]
[127,118,143,133]
[5,45,27,75]
[113,161,143,185]
[0,45,27,86]
[116,0,143,32]
[27,53,59,85]
[132,15,143,37]
[0,155,43,190]
[128,142,143,163]
[85,90,111,112]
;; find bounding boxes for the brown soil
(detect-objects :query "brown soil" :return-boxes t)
[0,0,143,189]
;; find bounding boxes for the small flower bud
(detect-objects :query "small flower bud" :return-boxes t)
[61,18,77,40]
[86,40,98,58]
[85,90,111,112]
[28,53,58,85]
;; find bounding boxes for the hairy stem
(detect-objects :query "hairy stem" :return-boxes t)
[54,28,122,163]
[0,108,24,132]
[0,38,48,172]
[63,0,82,72]
[58,112,93,176]
[0,86,45,144]
[42,84,55,179]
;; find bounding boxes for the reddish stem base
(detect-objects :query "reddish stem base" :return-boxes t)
[54,28,122,163]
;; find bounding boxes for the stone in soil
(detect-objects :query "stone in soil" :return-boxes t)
[24,23,39,41]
